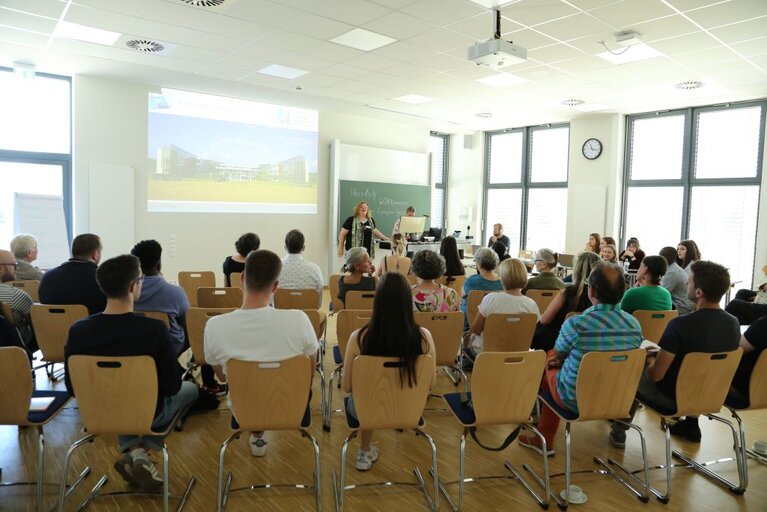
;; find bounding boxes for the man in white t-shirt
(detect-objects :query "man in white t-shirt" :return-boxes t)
[280,229,324,309]
[204,249,319,457]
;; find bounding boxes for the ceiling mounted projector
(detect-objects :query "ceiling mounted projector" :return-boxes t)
[467,8,527,69]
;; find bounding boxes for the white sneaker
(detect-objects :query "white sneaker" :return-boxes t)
[355,446,379,471]
[249,432,267,457]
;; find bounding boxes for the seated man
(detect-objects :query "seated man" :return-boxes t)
[518,262,643,455]
[204,250,318,457]
[40,233,106,314]
[64,255,197,491]
[279,229,324,309]
[620,255,672,314]
[659,246,694,315]
[0,249,35,348]
[130,240,190,354]
[725,282,767,325]
[10,234,43,280]
[730,315,766,402]
[611,260,740,445]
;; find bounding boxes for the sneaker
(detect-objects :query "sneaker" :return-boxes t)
[518,435,555,457]
[668,418,701,443]
[249,432,268,457]
[132,457,164,492]
[113,453,136,486]
[609,427,626,449]
[355,446,379,471]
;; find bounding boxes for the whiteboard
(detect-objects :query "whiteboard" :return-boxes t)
[13,193,70,269]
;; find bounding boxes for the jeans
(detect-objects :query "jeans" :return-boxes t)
[615,369,676,432]
[119,381,198,452]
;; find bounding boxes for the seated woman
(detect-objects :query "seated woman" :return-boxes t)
[374,233,411,277]
[410,250,460,313]
[470,258,540,354]
[532,252,601,351]
[461,248,503,329]
[342,272,436,471]
[223,232,260,286]
[677,239,701,276]
[585,233,601,254]
[600,243,618,264]
[440,236,466,278]
[523,248,565,294]
[338,247,378,306]
[600,236,616,250]
[619,237,645,271]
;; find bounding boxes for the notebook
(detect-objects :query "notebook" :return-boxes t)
[29,396,55,412]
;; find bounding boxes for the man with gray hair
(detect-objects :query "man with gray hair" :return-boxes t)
[10,234,43,280]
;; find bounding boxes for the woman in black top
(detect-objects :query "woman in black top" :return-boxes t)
[619,237,646,271]
[223,233,260,286]
[439,236,465,277]
[337,201,389,260]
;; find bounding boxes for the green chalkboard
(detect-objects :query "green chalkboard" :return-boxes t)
[338,180,431,237]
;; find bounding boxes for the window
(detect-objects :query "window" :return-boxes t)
[484,124,569,255]
[622,101,764,288]
[0,68,72,252]
[429,132,448,229]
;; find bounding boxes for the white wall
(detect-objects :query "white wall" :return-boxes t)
[446,131,484,241]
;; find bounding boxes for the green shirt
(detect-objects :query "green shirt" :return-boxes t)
[620,285,672,314]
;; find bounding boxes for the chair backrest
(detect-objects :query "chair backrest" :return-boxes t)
[196,287,243,309]
[472,350,546,426]
[482,313,538,352]
[564,311,580,320]
[187,307,236,365]
[229,272,242,289]
[406,274,418,286]
[329,274,344,312]
[7,280,39,302]
[345,290,375,310]
[227,356,312,431]
[746,350,767,410]
[30,304,89,362]
[525,289,562,316]
[437,275,465,296]
[574,349,646,421]
[301,309,324,339]
[178,271,216,307]
[351,355,434,430]
[632,310,679,343]
[467,289,493,327]
[0,302,15,325]
[68,355,158,435]
[138,310,170,328]
[274,288,320,310]
[0,347,33,425]
[414,311,463,366]
[336,309,372,358]
[674,349,743,417]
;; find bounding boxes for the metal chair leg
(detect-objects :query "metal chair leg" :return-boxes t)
[217,432,238,512]
[57,435,95,512]
[596,420,651,503]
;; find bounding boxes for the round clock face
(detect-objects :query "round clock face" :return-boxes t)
[582,138,602,160]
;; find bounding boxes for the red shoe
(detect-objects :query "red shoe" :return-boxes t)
[518,435,555,457]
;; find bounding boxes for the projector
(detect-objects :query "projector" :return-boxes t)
[468,39,527,69]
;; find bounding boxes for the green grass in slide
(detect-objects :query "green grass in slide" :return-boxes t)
[148,179,317,204]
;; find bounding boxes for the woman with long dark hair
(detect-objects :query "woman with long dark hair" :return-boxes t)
[677,239,701,276]
[619,237,645,271]
[342,272,436,471]
[439,236,465,277]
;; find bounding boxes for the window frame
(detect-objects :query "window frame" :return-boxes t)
[429,131,449,229]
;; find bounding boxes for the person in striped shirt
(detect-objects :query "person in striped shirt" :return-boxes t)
[518,262,643,456]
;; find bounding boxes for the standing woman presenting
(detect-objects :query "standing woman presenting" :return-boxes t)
[338,201,389,259]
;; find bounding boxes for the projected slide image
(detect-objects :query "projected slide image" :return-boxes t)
[147,88,318,214]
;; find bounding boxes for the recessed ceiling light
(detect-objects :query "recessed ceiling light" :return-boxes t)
[256,64,309,80]
[574,103,608,112]
[54,20,121,46]
[330,28,397,51]
[476,112,493,118]
[475,73,527,88]
[392,94,434,105]
[596,43,662,64]
[675,80,703,90]
[561,99,585,106]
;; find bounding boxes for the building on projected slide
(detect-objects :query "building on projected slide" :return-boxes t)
[154,144,308,184]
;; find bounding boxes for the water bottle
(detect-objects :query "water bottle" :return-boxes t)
[623,258,630,272]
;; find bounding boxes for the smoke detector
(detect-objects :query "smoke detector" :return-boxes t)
[615,31,642,47]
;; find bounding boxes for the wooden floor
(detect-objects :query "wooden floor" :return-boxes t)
[3,292,766,511]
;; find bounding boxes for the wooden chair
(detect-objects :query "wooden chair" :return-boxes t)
[186,307,235,368]
[228,272,242,289]
[344,290,375,310]
[466,289,493,328]
[218,356,320,511]
[632,310,678,343]
[534,349,650,509]
[333,355,438,512]
[441,351,550,510]
[524,289,562,316]
[329,274,345,313]
[197,287,243,309]
[616,349,744,503]
[301,309,328,425]
[57,356,195,512]
[0,347,89,511]
[178,271,216,307]
[274,288,321,310]
[414,311,466,390]
[482,313,538,352]
[406,274,418,286]
[30,304,88,381]
[6,280,40,302]
[437,275,465,297]
[137,310,170,329]
[0,302,15,326]
[325,309,372,431]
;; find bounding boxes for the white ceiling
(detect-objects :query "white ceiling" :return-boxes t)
[0,0,765,131]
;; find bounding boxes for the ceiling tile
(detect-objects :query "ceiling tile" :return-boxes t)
[180,31,247,53]
[631,14,701,42]
[279,13,353,40]
[196,64,250,81]
[0,25,50,47]
[306,0,392,26]
[564,0,624,10]
[528,43,586,63]
[363,10,434,40]
[730,36,767,57]
[72,0,154,16]
[256,30,326,55]
[502,28,559,49]
[353,71,403,87]
[710,17,767,44]
[648,30,721,55]
[290,72,344,87]
[238,71,287,87]
[125,18,198,44]
[0,9,57,34]
[220,0,301,27]
[0,0,65,19]
[330,79,373,93]
[64,4,137,33]
[590,0,676,27]
[165,44,221,63]
[666,0,734,11]
[369,0,418,8]
[306,41,365,62]
[407,28,477,52]
[549,55,615,72]
[384,62,440,78]
[535,13,613,41]
[197,14,273,41]
[371,41,436,61]
[321,62,372,78]
[344,52,401,71]
[684,0,767,29]
[676,45,742,64]
[447,13,524,40]
[409,51,467,71]
[400,0,485,25]
[140,1,212,28]
[502,0,580,27]
[217,53,270,71]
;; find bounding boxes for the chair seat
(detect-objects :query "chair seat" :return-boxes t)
[636,391,677,417]
[230,403,312,430]
[539,391,579,421]
[27,390,71,424]
[333,345,343,365]
[343,395,425,429]
[443,392,476,426]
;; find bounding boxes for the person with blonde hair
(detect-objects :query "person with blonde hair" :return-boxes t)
[337,201,389,259]
[374,233,411,277]
[10,233,43,280]
[600,243,618,264]
[470,258,540,353]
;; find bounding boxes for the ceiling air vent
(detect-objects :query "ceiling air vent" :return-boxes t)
[179,0,227,6]
[126,39,165,53]
[675,81,703,90]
